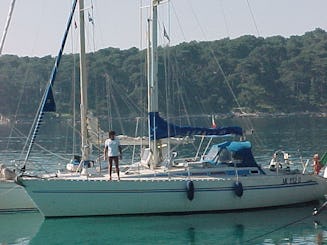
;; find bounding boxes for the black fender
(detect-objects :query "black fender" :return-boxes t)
[234,181,243,197]
[186,180,194,201]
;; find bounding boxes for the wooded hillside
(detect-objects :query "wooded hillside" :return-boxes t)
[0,28,326,119]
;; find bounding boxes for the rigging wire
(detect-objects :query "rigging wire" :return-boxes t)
[4,2,51,151]
[105,73,113,132]
[244,213,314,244]
[170,54,192,126]
[13,127,70,161]
[104,73,128,134]
[85,0,130,138]
[170,2,187,41]
[218,0,231,38]
[93,69,102,166]
[158,2,193,127]
[184,0,265,148]
[170,2,197,126]
[6,62,32,151]
[0,0,16,55]
[20,0,78,170]
[158,2,200,154]
[85,0,103,162]
[130,0,147,162]
[246,0,261,36]
[111,78,145,116]
[90,0,96,52]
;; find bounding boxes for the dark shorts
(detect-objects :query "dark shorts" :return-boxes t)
[108,156,119,166]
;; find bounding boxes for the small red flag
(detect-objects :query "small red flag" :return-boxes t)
[211,115,216,128]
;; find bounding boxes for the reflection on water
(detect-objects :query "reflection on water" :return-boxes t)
[0,212,43,245]
[6,203,324,244]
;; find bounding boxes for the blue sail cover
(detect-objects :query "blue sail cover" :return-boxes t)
[149,112,243,140]
[43,85,56,112]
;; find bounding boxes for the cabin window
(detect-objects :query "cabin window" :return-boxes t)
[203,146,219,162]
[218,149,232,164]
[231,151,243,165]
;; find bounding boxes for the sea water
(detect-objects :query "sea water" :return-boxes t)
[1,203,327,245]
[0,115,327,244]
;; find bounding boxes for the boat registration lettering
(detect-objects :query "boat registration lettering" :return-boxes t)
[282,176,301,184]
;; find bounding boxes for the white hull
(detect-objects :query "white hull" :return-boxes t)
[19,174,327,217]
[0,180,37,212]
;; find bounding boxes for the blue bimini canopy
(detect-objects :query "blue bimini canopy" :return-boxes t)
[215,141,261,169]
[218,141,251,152]
[149,112,243,140]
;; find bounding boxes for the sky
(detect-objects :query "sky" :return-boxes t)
[1,0,327,57]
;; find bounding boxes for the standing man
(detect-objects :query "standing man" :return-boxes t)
[313,154,322,175]
[104,130,122,180]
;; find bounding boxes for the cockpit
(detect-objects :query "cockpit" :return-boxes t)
[201,141,260,169]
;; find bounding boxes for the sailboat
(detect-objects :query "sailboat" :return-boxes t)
[0,175,36,212]
[0,0,75,213]
[0,0,37,213]
[17,0,327,218]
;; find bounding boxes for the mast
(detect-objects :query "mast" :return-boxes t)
[78,0,89,160]
[148,0,160,167]
[147,17,152,156]
[151,1,159,112]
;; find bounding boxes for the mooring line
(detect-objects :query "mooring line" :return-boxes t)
[244,214,313,244]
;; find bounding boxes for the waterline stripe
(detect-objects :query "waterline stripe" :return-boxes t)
[31,181,318,194]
